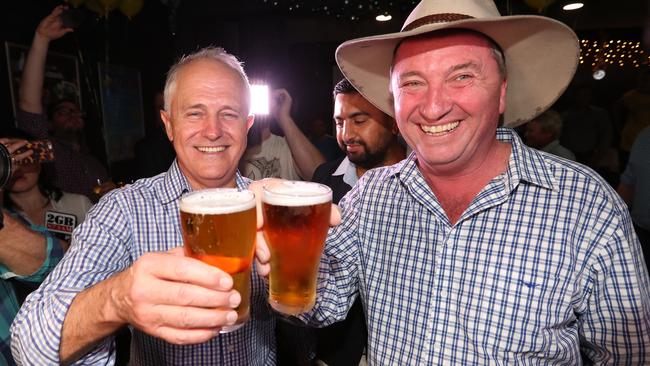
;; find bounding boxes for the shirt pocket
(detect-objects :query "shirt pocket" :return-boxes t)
[470,270,561,354]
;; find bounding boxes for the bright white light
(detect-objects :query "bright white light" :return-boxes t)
[563,2,584,10]
[375,14,392,21]
[250,84,269,115]
[592,69,606,80]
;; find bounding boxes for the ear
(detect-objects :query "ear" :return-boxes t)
[160,110,174,142]
[390,118,399,135]
[246,114,255,132]
[498,79,508,115]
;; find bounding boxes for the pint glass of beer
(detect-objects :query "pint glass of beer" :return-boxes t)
[179,189,256,333]
[262,181,332,315]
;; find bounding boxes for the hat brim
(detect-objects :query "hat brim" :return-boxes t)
[335,16,579,127]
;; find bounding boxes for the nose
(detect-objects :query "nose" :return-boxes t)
[203,114,224,140]
[419,83,452,121]
[342,121,357,143]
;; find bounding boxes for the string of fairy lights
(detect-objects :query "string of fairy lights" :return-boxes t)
[580,39,649,69]
[255,1,648,76]
[260,0,418,20]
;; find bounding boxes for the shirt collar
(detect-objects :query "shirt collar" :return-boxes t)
[392,128,555,191]
[158,160,251,205]
[333,157,359,186]
[499,128,555,191]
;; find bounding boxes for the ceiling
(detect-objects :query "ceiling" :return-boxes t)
[171,0,648,31]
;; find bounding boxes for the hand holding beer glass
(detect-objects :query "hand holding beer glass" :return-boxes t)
[179,189,257,333]
[262,181,332,315]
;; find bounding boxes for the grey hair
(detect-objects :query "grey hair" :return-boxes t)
[163,46,251,113]
[532,109,563,137]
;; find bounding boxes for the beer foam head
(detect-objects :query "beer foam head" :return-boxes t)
[180,188,255,214]
[263,181,332,207]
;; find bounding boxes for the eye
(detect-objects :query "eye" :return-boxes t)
[353,118,367,125]
[220,112,240,121]
[185,110,203,118]
[334,119,344,128]
[400,80,422,88]
[450,73,475,86]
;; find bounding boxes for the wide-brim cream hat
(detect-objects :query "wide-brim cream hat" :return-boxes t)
[335,0,579,127]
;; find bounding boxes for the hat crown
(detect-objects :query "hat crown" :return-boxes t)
[402,0,502,31]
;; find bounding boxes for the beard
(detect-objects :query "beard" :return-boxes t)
[346,140,388,170]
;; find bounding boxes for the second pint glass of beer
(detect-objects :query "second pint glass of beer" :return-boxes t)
[262,181,332,315]
[179,189,256,333]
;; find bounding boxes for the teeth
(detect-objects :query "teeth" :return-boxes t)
[197,146,225,153]
[421,121,460,134]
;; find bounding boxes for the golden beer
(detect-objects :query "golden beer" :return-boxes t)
[179,189,256,333]
[262,181,332,315]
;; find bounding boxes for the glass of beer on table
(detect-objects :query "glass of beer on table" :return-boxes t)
[262,181,332,315]
[179,188,257,333]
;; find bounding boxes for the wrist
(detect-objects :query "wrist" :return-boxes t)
[276,115,294,129]
[33,32,52,47]
[103,273,129,326]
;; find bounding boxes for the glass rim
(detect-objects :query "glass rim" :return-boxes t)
[179,188,256,214]
[262,180,332,205]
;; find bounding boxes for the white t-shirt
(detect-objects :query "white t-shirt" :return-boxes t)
[51,192,93,226]
[239,134,301,180]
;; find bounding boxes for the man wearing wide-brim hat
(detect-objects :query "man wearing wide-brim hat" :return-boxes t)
[270,0,650,364]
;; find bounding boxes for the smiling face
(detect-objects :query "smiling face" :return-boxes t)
[390,31,507,177]
[161,59,254,190]
[334,92,398,169]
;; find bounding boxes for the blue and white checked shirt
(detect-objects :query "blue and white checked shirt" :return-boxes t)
[305,128,650,365]
[11,161,276,365]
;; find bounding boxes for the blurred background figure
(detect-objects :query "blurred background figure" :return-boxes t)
[239,88,324,181]
[560,86,613,164]
[133,90,175,179]
[1,129,91,304]
[308,116,343,162]
[16,6,112,200]
[614,65,650,170]
[617,126,650,272]
[525,109,576,161]
[2,130,92,240]
[0,136,69,366]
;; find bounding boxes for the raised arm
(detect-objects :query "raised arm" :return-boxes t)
[271,89,325,180]
[19,5,73,114]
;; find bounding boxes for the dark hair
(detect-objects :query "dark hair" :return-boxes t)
[2,129,62,211]
[333,78,358,98]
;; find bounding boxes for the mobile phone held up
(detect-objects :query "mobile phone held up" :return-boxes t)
[59,7,85,29]
[13,140,55,165]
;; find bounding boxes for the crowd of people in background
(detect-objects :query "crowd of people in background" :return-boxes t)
[1,1,649,365]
